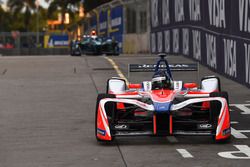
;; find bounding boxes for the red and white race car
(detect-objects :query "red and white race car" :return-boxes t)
[95,54,231,143]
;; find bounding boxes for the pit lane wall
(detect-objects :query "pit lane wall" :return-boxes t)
[150,0,250,88]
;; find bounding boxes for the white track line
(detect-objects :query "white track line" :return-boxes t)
[104,56,129,85]
[231,128,248,139]
[238,130,250,133]
[230,104,250,115]
[176,149,194,158]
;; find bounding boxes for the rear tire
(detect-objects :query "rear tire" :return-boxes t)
[95,94,116,142]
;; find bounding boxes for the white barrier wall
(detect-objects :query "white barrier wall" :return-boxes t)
[123,33,150,54]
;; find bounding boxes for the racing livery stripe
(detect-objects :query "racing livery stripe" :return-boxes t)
[99,104,111,137]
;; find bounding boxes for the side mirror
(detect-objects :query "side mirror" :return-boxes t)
[201,76,220,92]
[184,83,198,89]
[107,78,126,94]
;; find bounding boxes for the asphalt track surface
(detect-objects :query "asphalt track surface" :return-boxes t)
[0,54,249,167]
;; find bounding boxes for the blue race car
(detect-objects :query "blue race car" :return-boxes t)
[79,35,102,55]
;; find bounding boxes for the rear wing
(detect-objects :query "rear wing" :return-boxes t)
[129,64,198,72]
[128,63,200,81]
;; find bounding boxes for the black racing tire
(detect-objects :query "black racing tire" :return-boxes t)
[215,136,231,144]
[210,91,229,107]
[114,46,120,56]
[71,53,80,56]
[95,93,116,142]
[210,91,230,143]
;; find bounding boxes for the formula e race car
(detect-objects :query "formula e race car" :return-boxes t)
[95,54,231,143]
[79,35,102,55]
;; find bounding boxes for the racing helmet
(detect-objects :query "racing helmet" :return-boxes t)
[151,71,172,90]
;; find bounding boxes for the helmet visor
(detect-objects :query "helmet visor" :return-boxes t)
[152,76,171,90]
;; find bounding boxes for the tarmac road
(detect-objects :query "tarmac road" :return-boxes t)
[0,54,249,167]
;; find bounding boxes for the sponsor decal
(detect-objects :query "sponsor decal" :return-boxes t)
[129,63,198,72]
[189,0,201,21]
[46,35,69,48]
[208,0,226,28]
[97,128,106,136]
[114,124,128,130]
[223,127,231,136]
[111,17,122,27]
[175,0,185,22]
[150,0,250,88]
[239,0,250,32]
[100,21,107,30]
[192,30,201,61]
[173,29,180,53]
[182,28,189,55]
[206,33,217,69]
[162,0,170,25]
[224,39,237,78]
[198,123,213,129]
[245,44,250,84]
[154,102,171,113]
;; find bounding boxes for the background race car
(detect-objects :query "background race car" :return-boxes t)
[79,36,102,55]
[95,54,231,143]
[101,38,120,56]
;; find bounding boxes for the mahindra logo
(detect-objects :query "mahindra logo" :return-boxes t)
[199,124,212,129]
[115,125,128,129]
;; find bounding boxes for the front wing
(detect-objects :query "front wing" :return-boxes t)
[96,97,230,141]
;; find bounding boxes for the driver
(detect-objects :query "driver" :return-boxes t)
[151,71,173,90]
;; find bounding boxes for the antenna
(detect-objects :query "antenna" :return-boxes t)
[158,53,167,59]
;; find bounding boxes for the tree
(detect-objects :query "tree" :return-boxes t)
[27,7,49,32]
[0,5,5,31]
[46,0,81,30]
[7,0,36,31]
[0,5,13,31]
